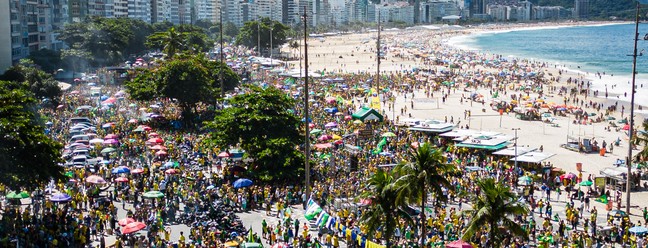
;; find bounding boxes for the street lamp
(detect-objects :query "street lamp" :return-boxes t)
[219,6,224,98]
[512,128,520,172]
[302,6,311,202]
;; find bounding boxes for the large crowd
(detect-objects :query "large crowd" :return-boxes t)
[1,27,647,248]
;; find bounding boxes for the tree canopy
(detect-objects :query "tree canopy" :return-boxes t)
[146,26,212,59]
[205,86,303,182]
[0,80,64,190]
[236,18,290,55]
[1,60,62,107]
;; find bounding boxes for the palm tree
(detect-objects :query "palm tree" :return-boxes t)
[461,178,528,247]
[393,142,454,247]
[289,41,299,59]
[147,27,185,59]
[360,169,408,247]
[633,120,648,162]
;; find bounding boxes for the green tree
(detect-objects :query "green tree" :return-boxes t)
[194,19,214,30]
[203,59,241,95]
[633,120,648,162]
[236,18,290,55]
[461,178,529,247]
[146,26,211,59]
[0,81,64,190]
[360,170,409,247]
[393,143,454,247]
[204,86,303,182]
[224,22,239,37]
[1,60,62,107]
[152,21,174,33]
[28,49,63,73]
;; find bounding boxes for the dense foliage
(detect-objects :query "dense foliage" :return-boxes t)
[236,18,290,55]
[205,86,304,182]
[146,25,212,59]
[0,60,62,107]
[0,81,64,190]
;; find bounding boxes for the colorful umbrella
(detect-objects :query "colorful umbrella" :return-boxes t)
[579,180,593,186]
[233,178,253,188]
[381,132,396,137]
[142,191,164,198]
[85,175,106,184]
[111,166,130,174]
[122,222,146,234]
[118,218,136,226]
[164,168,178,174]
[104,134,118,140]
[147,138,163,144]
[115,177,129,182]
[6,191,30,199]
[50,193,72,202]
[101,147,117,154]
[131,168,144,174]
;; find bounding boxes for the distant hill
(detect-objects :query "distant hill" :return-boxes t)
[527,0,636,19]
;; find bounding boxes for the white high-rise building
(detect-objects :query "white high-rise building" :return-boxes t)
[171,0,190,24]
[223,0,243,26]
[113,0,128,17]
[195,0,217,23]
[0,0,11,73]
[128,0,151,22]
[152,0,171,22]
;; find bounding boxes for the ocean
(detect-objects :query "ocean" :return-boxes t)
[449,23,648,109]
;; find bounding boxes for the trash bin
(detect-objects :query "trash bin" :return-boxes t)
[576,163,582,172]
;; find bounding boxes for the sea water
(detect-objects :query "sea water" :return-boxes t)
[449,23,648,110]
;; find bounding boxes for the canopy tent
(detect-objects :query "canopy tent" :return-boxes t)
[439,129,479,138]
[511,152,555,163]
[600,167,638,178]
[351,107,383,122]
[456,141,510,150]
[493,146,536,156]
[455,133,511,150]
[408,120,455,133]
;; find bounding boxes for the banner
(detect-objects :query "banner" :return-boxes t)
[365,240,386,248]
[304,204,322,220]
[371,96,381,109]
[316,212,330,227]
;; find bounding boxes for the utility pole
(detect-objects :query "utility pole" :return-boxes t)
[626,0,642,215]
[270,5,274,68]
[375,10,380,92]
[512,128,521,172]
[302,6,311,202]
[219,7,224,98]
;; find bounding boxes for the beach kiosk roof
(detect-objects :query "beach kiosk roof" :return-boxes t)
[493,146,536,156]
[352,107,383,122]
[511,152,555,163]
[439,129,478,138]
[455,134,511,150]
[408,120,455,133]
[442,15,461,20]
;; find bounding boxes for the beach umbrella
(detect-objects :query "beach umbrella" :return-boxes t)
[155,150,168,156]
[118,218,136,227]
[6,191,30,199]
[608,209,627,218]
[164,168,178,174]
[49,193,72,202]
[101,147,117,154]
[344,115,352,121]
[332,134,342,140]
[85,175,106,184]
[147,138,164,144]
[630,226,648,234]
[89,138,104,144]
[446,240,474,248]
[353,120,363,124]
[104,134,118,140]
[115,177,129,182]
[233,178,253,188]
[324,122,338,128]
[270,243,289,248]
[111,166,130,174]
[218,152,231,158]
[101,123,114,128]
[103,139,119,145]
[310,129,323,135]
[623,124,630,130]
[149,145,167,150]
[381,132,396,137]
[579,181,593,186]
[128,119,138,124]
[314,143,333,149]
[142,191,165,198]
[318,135,332,141]
[122,222,147,234]
[131,168,144,174]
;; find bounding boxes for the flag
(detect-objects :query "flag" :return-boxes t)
[304,204,322,220]
[370,96,381,109]
[326,217,335,229]
[373,138,387,154]
[247,226,255,242]
[316,212,330,227]
[284,77,295,84]
[307,198,316,207]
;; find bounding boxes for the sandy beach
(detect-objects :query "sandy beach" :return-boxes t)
[281,22,648,218]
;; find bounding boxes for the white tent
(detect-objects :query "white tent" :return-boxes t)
[493,147,536,156]
[511,152,555,163]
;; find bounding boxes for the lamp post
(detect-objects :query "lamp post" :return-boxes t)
[302,6,311,202]
[626,0,644,214]
[219,6,224,98]
[376,10,380,92]
[512,128,521,172]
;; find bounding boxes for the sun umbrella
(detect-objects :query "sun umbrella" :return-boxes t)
[218,151,231,158]
[142,191,165,198]
[131,168,144,174]
[50,193,72,202]
[233,178,253,188]
[101,123,114,128]
[623,124,630,130]
[104,134,118,140]
[309,129,323,135]
[118,218,136,227]
[332,134,342,140]
[630,226,648,234]
[85,175,106,184]
[115,177,129,182]
[148,132,159,137]
[518,176,533,186]
[579,180,593,186]
[6,191,30,199]
[381,132,396,137]
[270,243,289,248]
[111,166,130,174]
[314,143,333,149]
[324,122,338,128]
[155,150,168,156]
[147,138,163,144]
[128,119,138,124]
[101,147,117,154]
[122,222,147,234]
[133,127,145,132]
[149,145,167,150]
[353,120,363,124]
[103,139,119,145]
[344,115,352,121]
[164,168,178,174]
[609,209,627,218]
[446,240,475,248]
